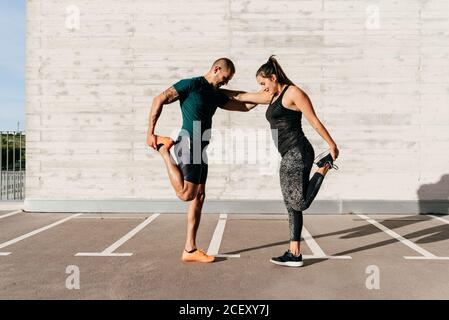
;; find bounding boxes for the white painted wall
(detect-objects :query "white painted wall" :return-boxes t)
[25,0,449,212]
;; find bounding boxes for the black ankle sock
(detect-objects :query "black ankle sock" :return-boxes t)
[185,248,197,253]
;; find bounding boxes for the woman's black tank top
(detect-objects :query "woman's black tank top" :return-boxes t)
[265,85,306,156]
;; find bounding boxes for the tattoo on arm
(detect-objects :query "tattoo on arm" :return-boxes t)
[162,86,179,104]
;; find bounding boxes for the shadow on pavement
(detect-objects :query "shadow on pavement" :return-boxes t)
[221,177,449,265]
[417,174,449,214]
[223,214,449,265]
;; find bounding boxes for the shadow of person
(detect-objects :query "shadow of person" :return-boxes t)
[417,174,449,214]
[223,178,449,264]
[226,214,449,260]
[225,216,430,256]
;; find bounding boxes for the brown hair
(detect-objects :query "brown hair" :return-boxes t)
[256,55,294,85]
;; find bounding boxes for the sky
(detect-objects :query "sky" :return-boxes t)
[0,0,25,132]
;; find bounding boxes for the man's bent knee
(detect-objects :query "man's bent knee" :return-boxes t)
[176,183,199,202]
[177,191,196,202]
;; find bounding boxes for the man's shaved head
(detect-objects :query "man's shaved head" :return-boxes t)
[211,58,235,74]
[205,57,235,89]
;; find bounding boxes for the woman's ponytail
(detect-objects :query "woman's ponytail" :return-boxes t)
[256,55,294,86]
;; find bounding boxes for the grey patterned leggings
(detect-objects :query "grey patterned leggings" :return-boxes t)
[280,139,325,241]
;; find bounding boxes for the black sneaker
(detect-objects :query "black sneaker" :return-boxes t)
[314,152,339,170]
[270,251,304,267]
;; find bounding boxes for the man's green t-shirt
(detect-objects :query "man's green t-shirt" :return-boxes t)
[173,76,229,145]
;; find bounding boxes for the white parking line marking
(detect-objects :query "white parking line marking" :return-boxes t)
[403,214,449,260]
[74,253,133,257]
[0,210,22,219]
[403,256,449,260]
[301,226,326,257]
[357,214,449,260]
[76,213,160,257]
[301,226,352,260]
[74,216,149,220]
[429,215,449,225]
[0,214,82,256]
[207,214,240,258]
[214,254,241,258]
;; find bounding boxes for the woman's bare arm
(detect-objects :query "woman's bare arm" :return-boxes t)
[288,87,339,160]
[220,89,273,105]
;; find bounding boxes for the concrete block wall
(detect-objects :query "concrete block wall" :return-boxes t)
[25,0,449,213]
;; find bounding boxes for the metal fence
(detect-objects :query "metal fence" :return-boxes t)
[1,131,26,200]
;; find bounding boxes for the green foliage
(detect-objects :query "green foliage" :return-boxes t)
[1,133,26,171]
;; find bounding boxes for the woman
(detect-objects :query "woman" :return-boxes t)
[224,56,339,267]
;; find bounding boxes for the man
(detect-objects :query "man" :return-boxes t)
[147,58,268,263]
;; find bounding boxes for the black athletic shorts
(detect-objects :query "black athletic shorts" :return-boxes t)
[174,135,209,185]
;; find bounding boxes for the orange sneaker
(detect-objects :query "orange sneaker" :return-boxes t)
[155,135,175,151]
[182,249,215,263]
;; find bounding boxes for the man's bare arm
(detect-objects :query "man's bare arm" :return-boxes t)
[220,99,257,112]
[162,86,180,104]
[147,86,179,148]
[148,86,179,134]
